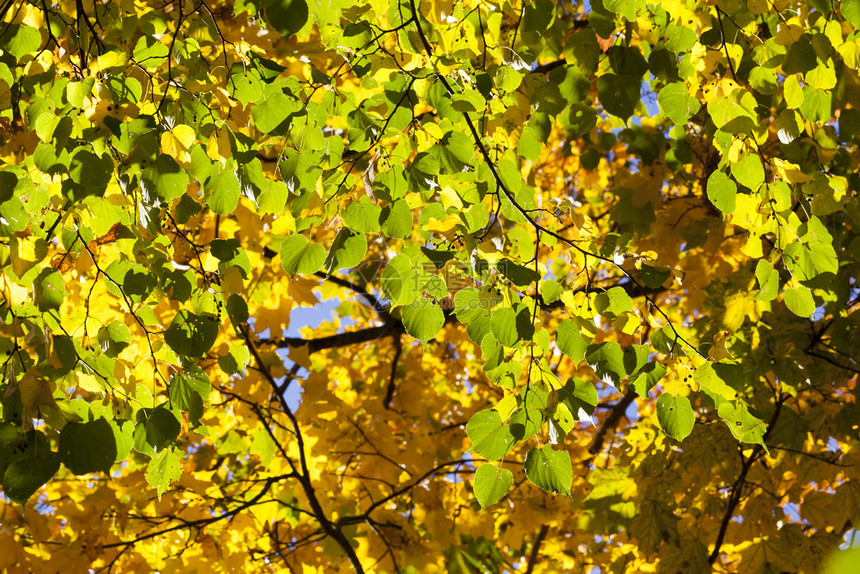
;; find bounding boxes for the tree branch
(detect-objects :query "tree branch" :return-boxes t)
[524,524,550,574]
[383,334,403,409]
[708,396,785,565]
[240,324,366,574]
[314,271,392,321]
[262,278,663,355]
[265,320,404,353]
[588,388,636,456]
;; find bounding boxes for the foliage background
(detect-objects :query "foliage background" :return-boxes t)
[1,0,860,572]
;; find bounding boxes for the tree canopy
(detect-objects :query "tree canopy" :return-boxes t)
[1,0,860,571]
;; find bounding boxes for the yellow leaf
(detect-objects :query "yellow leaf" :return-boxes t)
[494,394,518,421]
[423,214,460,234]
[439,185,463,210]
[77,371,104,394]
[837,40,860,69]
[708,331,734,361]
[161,124,196,165]
[824,20,844,49]
[207,129,232,161]
[18,369,57,415]
[303,187,325,219]
[288,277,320,307]
[784,74,804,109]
[270,211,296,235]
[613,312,640,335]
[775,19,803,46]
[771,158,810,183]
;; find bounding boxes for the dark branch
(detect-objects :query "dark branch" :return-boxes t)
[588,388,637,456]
[708,396,785,565]
[524,524,550,574]
[383,334,403,409]
[265,320,404,353]
[314,271,392,320]
[240,324,367,574]
[262,278,662,355]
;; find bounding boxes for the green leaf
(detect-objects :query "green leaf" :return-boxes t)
[97,321,131,357]
[568,103,597,137]
[109,419,134,462]
[257,181,288,215]
[104,261,156,304]
[142,154,188,202]
[822,546,860,574]
[164,310,219,358]
[0,195,28,235]
[211,238,251,278]
[731,153,764,190]
[557,319,587,363]
[36,270,65,311]
[401,298,444,343]
[70,149,113,190]
[557,377,598,419]
[585,341,626,387]
[491,307,519,347]
[2,451,61,505]
[59,419,117,475]
[218,344,251,374]
[523,445,572,495]
[473,464,514,509]
[454,287,489,324]
[658,82,700,125]
[754,260,779,302]
[706,170,737,215]
[499,259,541,288]
[168,366,210,426]
[343,196,382,234]
[133,35,169,63]
[135,405,181,453]
[784,240,838,281]
[0,170,18,201]
[597,74,640,120]
[266,0,309,39]
[629,362,666,398]
[656,393,695,441]
[324,228,367,273]
[640,264,671,289]
[843,0,860,28]
[380,199,412,239]
[382,254,417,307]
[66,77,95,108]
[226,293,250,326]
[510,388,546,441]
[3,25,41,60]
[718,402,767,446]
[175,194,202,224]
[784,285,816,317]
[650,324,677,355]
[466,409,517,460]
[799,86,831,124]
[252,86,298,133]
[146,446,182,496]
[204,164,241,215]
[522,0,555,34]
[541,279,562,304]
[604,0,644,21]
[783,34,818,75]
[280,234,325,276]
[594,286,633,317]
[517,123,542,162]
[564,29,600,75]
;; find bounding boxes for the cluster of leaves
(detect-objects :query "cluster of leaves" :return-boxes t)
[1,0,860,572]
